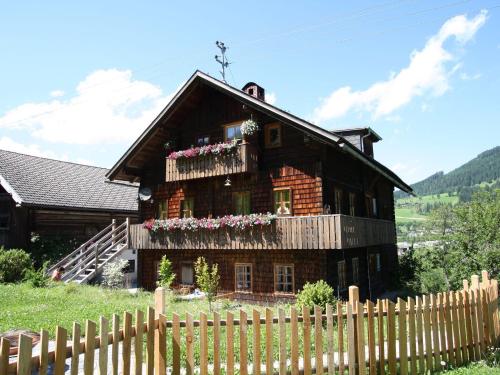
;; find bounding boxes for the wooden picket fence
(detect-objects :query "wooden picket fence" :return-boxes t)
[1,272,499,375]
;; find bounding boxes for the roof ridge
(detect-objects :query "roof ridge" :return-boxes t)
[0,148,109,171]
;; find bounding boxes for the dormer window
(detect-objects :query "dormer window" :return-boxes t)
[224,122,243,142]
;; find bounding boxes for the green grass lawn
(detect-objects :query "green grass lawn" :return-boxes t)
[0,282,281,338]
[437,362,500,374]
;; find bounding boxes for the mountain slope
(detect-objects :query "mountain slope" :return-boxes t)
[396,146,500,198]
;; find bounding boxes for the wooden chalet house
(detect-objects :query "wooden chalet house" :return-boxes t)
[0,150,138,256]
[107,71,413,301]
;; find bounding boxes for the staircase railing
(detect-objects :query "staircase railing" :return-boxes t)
[48,218,130,283]
[65,225,129,283]
[47,222,114,275]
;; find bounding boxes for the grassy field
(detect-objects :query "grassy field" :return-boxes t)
[395,192,459,223]
[0,282,282,338]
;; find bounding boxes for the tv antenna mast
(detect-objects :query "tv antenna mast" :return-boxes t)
[215,41,230,82]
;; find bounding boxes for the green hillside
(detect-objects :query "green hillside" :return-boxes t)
[395,146,500,199]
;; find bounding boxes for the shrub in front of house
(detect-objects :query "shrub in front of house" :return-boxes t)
[296,280,337,312]
[0,248,33,283]
[23,262,50,288]
[157,255,176,289]
[102,259,129,288]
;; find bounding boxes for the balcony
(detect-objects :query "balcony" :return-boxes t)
[165,142,258,182]
[129,214,396,250]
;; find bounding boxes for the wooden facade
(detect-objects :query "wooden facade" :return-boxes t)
[0,190,136,252]
[107,72,412,300]
[129,215,396,251]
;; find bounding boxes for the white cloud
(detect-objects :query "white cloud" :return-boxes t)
[265,92,277,105]
[312,10,487,123]
[0,69,176,145]
[0,136,66,160]
[50,90,65,98]
[460,72,482,80]
[391,161,422,183]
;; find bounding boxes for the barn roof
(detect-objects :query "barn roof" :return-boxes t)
[106,70,413,194]
[0,149,138,212]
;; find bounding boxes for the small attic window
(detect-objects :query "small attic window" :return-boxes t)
[248,88,254,96]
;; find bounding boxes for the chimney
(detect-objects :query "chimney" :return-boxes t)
[242,82,265,101]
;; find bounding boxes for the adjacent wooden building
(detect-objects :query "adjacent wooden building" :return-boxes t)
[0,150,138,252]
[107,71,413,300]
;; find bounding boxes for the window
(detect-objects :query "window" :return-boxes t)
[372,197,378,217]
[180,198,194,218]
[158,199,168,220]
[224,123,243,142]
[265,123,282,148]
[352,257,359,284]
[274,188,292,215]
[369,253,381,275]
[235,264,252,292]
[196,135,210,146]
[337,260,346,290]
[348,193,356,216]
[0,214,9,230]
[274,264,294,293]
[334,189,343,214]
[0,199,9,230]
[233,191,251,215]
[181,263,194,285]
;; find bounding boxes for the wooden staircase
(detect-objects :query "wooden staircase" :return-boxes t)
[48,219,130,284]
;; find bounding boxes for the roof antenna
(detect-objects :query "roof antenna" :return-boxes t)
[215,41,230,83]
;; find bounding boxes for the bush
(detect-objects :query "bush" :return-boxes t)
[0,248,32,283]
[102,259,128,289]
[296,280,337,312]
[23,262,50,288]
[157,256,176,289]
[419,268,447,294]
[194,257,220,312]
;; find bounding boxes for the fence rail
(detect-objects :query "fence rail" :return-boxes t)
[1,273,499,375]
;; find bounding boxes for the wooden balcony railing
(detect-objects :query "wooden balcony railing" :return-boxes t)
[129,214,395,250]
[165,142,258,182]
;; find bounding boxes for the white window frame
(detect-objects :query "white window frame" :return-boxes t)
[274,264,294,294]
[235,263,252,292]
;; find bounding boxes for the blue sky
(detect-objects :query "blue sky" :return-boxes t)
[1,1,499,184]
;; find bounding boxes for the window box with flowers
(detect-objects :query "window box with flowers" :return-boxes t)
[165,141,259,182]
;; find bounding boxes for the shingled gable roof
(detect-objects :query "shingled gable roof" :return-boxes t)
[0,149,138,212]
[106,70,413,194]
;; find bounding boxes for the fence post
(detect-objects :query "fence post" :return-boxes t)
[348,286,359,373]
[471,275,480,290]
[463,279,469,291]
[154,287,166,375]
[481,270,490,288]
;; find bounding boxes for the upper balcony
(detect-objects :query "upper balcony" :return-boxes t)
[129,214,396,250]
[165,142,258,182]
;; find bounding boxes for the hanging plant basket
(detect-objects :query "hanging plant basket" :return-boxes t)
[240,119,259,136]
